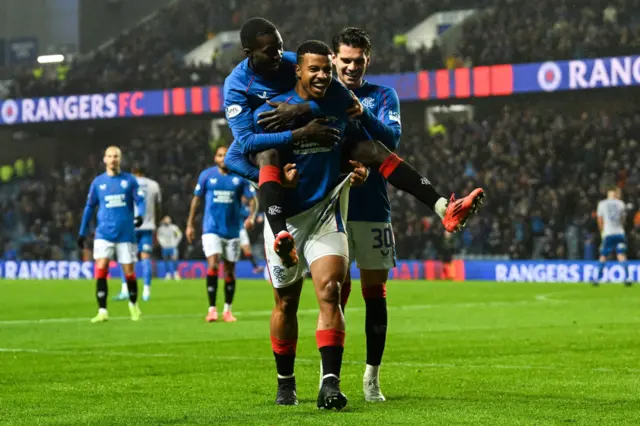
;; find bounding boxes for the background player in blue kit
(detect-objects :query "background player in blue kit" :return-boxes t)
[77,146,146,323]
[254,40,370,410]
[186,146,257,323]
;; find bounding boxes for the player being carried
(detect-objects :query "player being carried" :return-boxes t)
[115,164,162,301]
[595,186,633,286]
[222,17,485,270]
[157,216,183,280]
[186,146,258,322]
[77,146,146,323]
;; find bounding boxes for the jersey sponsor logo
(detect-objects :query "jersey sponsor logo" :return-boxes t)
[388,111,401,123]
[120,180,128,189]
[213,190,234,204]
[1,99,19,124]
[537,61,562,92]
[361,97,375,109]
[225,104,242,119]
[104,194,126,208]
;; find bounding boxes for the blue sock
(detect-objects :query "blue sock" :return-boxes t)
[596,261,606,281]
[168,260,176,275]
[142,258,152,286]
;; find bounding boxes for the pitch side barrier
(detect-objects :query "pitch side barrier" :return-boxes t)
[1,260,638,282]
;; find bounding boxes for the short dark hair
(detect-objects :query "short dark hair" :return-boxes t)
[240,17,278,50]
[332,27,372,56]
[296,40,333,65]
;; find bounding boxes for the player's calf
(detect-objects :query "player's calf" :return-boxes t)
[91,265,110,323]
[361,278,388,402]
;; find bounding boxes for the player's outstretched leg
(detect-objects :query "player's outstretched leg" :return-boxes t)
[223,260,237,322]
[361,270,389,402]
[271,280,302,406]
[311,251,348,411]
[122,263,141,321]
[257,150,298,267]
[349,140,485,231]
[91,264,109,323]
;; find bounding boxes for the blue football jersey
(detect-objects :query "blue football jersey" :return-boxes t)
[348,81,401,223]
[194,167,253,239]
[254,89,354,216]
[79,172,146,243]
[223,51,353,155]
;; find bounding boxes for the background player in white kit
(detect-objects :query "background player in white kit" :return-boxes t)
[157,216,183,280]
[595,186,632,286]
[115,165,162,301]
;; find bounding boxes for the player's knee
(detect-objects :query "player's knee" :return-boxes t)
[317,279,341,307]
[256,149,280,168]
[276,294,299,316]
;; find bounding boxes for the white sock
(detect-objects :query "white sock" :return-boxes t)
[434,197,448,219]
[208,306,217,312]
[98,308,108,314]
[143,285,151,294]
[364,364,380,379]
[224,303,231,313]
[121,283,128,294]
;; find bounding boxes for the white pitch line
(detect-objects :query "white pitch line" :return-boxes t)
[1,347,638,374]
[0,296,560,326]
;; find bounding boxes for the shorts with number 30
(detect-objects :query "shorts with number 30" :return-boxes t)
[346,221,396,270]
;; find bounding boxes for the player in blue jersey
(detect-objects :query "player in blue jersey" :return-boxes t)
[254,40,372,410]
[238,188,265,274]
[328,27,399,402]
[224,18,485,257]
[77,146,146,323]
[185,146,257,323]
[224,17,357,270]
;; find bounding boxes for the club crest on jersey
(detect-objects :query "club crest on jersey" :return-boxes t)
[389,111,401,123]
[361,97,375,109]
[225,104,242,119]
[120,180,128,189]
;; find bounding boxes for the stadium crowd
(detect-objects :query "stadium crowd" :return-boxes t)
[3,102,638,262]
[9,0,638,99]
[2,0,639,262]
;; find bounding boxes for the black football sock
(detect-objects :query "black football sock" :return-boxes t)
[207,270,218,308]
[379,153,444,211]
[259,166,287,236]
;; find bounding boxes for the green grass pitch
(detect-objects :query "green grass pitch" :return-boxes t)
[0,279,639,425]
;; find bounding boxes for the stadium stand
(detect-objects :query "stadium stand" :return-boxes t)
[1,0,638,263]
